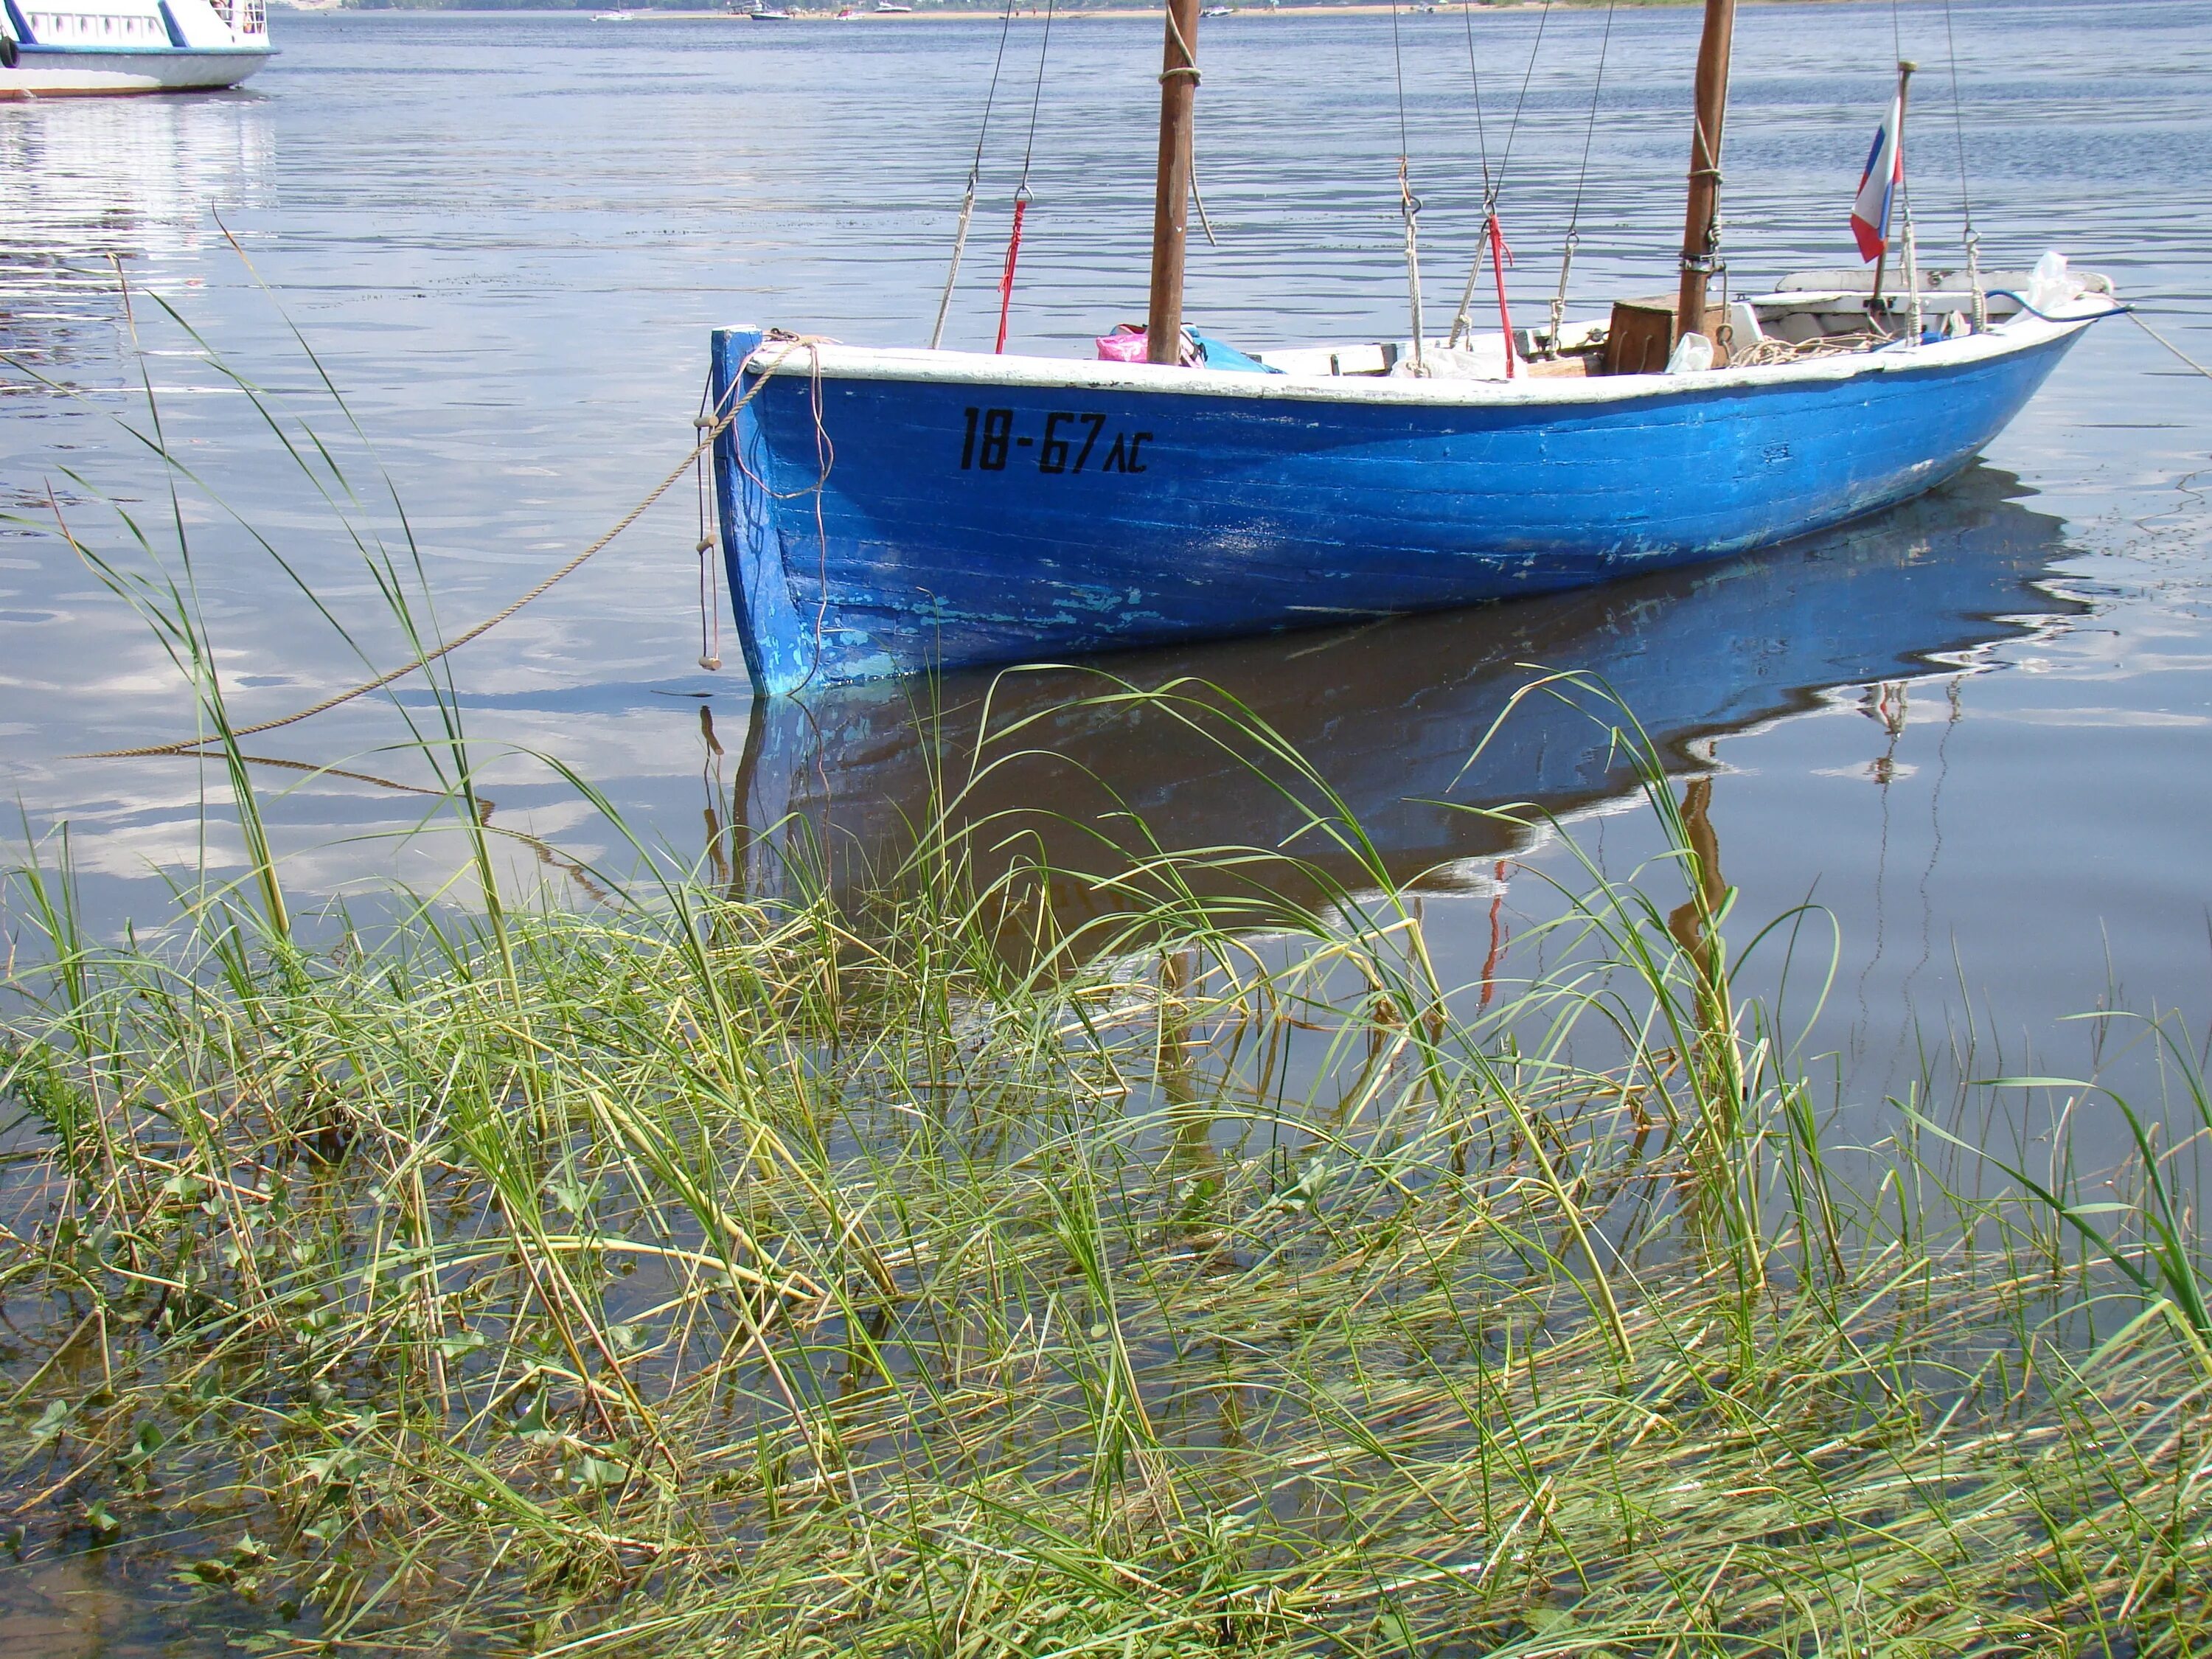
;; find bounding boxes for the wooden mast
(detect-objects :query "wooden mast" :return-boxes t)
[1674,0,1736,346]
[1144,0,1202,365]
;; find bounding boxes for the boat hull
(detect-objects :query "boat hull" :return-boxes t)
[709,319,2096,694]
[0,44,268,94]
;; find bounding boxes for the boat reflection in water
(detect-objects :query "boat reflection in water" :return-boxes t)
[0,92,271,370]
[719,465,2084,933]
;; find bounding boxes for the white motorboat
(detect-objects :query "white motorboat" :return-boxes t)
[1,0,269,97]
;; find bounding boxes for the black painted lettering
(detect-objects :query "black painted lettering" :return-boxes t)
[978,407,1012,471]
[961,411,1154,480]
[1073,412,1105,473]
[1039,411,1072,473]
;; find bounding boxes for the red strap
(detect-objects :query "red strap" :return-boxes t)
[995,198,1029,355]
[1488,214,1517,380]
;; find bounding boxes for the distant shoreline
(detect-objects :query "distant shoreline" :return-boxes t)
[288,0,1860,16]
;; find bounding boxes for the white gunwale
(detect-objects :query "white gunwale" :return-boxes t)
[740,302,2115,411]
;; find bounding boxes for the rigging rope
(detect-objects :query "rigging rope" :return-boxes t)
[1938,0,1986,328]
[1938,0,1975,240]
[1189,154,1219,248]
[1547,0,1615,352]
[1884,0,1917,326]
[930,0,1022,349]
[1388,0,1425,372]
[1152,5,1216,248]
[994,0,1056,354]
[1456,0,1495,229]
[1489,0,1552,198]
[1449,0,1551,349]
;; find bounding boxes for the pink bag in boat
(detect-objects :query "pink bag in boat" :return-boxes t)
[1094,325,1150,363]
[1094,324,1201,366]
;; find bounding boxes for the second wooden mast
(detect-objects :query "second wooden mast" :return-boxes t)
[1675,0,1737,346]
[1147,0,1736,364]
[1145,0,1203,365]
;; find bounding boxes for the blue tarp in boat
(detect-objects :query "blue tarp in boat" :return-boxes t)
[1188,329,1284,374]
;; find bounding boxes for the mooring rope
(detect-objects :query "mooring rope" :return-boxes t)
[72,341,821,762]
[2128,309,2212,381]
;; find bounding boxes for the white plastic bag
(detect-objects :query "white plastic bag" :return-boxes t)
[2025,251,2072,314]
[1666,332,1715,374]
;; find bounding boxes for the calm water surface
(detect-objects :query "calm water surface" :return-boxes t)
[1,0,2211,1644]
[1,1,2209,1077]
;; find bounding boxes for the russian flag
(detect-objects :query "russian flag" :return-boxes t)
[1851,94,1905,262]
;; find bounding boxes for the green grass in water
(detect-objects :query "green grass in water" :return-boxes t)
[4,688,2211,1655]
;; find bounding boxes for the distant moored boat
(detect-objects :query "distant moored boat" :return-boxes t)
[0,0,271,96]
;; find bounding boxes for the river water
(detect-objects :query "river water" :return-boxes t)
[1,1,2210,1649]
[4,1,2212,1121]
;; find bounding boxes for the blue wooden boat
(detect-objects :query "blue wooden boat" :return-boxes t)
[709,0,2120,695]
